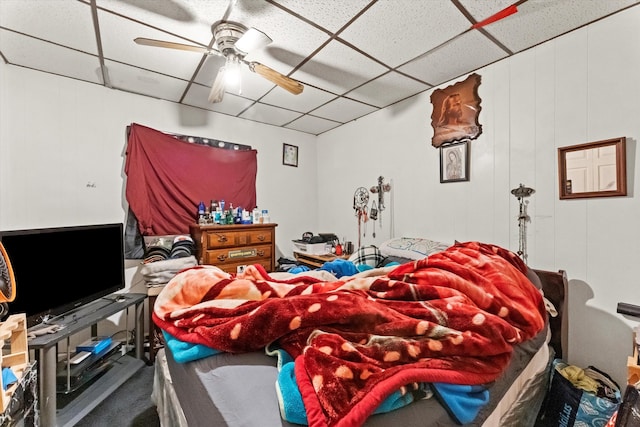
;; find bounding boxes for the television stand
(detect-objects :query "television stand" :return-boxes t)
[27,293,146,427]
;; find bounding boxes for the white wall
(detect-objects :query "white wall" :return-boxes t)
[0,64,318,338]
[1,7,639,386]
[316,6,640,387]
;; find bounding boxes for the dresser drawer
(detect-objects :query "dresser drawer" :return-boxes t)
[190,223,277,273]
[204,228,273,249]
[203,244,272,266]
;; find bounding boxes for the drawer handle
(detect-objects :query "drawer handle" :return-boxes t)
[217,254,227,261]
[257,235,265,241]
[216,234,228,243]
[257,250,265,256]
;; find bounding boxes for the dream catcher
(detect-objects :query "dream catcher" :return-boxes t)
[511,183,535,264]
[353,187,369,248]
[0,242,17,319]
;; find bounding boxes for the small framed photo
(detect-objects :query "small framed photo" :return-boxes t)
[283,143,298,167]
[440,141,470,183]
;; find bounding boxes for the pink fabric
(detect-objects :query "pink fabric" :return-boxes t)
[124,123,257,235]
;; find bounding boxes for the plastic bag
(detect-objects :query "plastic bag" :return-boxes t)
[536,359,621,427]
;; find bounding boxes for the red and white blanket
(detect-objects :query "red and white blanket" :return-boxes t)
[153,241,545,427]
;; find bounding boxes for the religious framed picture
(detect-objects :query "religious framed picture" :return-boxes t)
[430,73,482,148]
[283,143,298,167]
[440,141,470,183]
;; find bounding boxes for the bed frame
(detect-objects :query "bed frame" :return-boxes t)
[532,269,568,359]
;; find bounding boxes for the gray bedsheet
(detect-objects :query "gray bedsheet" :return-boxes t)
[164,324,550,427]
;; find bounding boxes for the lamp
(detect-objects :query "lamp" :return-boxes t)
[510,183,535,263]
[224,53,242,90]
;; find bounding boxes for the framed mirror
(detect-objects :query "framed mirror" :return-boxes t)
[558,137,626,199]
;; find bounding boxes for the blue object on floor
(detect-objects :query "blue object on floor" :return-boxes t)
[2,367,17,390]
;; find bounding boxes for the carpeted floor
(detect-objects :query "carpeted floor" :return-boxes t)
[74,363,160,427]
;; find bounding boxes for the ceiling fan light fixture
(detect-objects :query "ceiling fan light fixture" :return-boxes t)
[208,67,227,103]
[224,53,242,90]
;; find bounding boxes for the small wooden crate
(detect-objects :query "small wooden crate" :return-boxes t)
[0,313,29,413]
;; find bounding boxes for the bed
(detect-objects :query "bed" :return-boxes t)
[150,240,568,427]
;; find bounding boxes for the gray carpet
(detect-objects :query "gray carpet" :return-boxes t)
[74,363,160,427]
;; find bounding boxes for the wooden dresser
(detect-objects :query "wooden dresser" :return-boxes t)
[189,223,277,273]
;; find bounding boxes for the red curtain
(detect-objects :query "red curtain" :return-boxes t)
[125,123,257,235]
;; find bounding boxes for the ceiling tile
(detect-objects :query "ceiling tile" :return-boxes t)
[285,115,342,135]
[0,0,97,54]
[260,84,337,114]
[2,0,636,133]
[465,0,640,54]
[239,102,303,127]
[346,71,431,108]
[291,40,388,95]
[98,10,204,81]
[311,97,378,123]
[270,0,372,33]
[0,30,102,84]
[182,83,256,116]
[338,0,469,68]
[398,31,508,86]
[104,60,188,102]
[95,0,224,45]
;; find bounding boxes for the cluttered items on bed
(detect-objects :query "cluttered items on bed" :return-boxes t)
[153,241,547,427]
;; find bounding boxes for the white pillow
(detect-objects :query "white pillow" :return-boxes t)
[379,237,450,260]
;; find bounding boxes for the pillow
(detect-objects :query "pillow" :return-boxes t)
[379,237,450,260]
[348,245,384,268]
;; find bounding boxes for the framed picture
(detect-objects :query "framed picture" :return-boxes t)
[440,141,470,183]
[283,143,298,167]
[430,73,482,148]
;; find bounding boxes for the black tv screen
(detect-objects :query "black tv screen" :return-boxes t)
[0,223,125,327]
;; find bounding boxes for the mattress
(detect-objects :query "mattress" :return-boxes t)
[152,326,552,427]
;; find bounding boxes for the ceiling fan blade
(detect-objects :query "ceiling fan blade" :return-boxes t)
[208,67,227,103]
[471,5,518,29]
[235,27,272,55]
[247,62,303,95]
[134,37,214,55]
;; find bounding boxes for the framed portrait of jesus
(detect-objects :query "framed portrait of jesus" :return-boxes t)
[430,73,482,148]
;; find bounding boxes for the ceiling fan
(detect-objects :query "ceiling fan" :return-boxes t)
[134,20,304,103]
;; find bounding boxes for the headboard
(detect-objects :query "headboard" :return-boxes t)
[532,269,568,359]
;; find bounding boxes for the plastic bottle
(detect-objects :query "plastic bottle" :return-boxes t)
[197,201,206,224]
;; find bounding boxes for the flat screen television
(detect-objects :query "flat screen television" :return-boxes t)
[0,223,125,328]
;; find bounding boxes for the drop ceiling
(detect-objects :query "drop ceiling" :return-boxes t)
[1,0,638,135]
